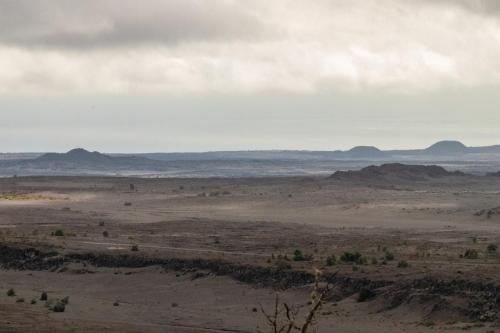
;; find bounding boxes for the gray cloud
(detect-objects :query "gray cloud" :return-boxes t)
[1,0,500,95]
[0,0,270,48]
[427,0,500,15]
[2,1,500,152]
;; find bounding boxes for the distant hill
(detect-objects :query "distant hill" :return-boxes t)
[4,141,500,164]
[37,148,114,165]
[423,141,467,155]
[345,146,386,158]
[1,148,167,174]
[330,163,466,182]
[128,140,500,162]
[35,148,160,168]
[2,140,500,177]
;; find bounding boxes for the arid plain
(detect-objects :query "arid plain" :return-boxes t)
[2,168,500,332]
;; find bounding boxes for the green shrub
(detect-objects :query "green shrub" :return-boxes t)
[7,288,15,297]
[52,302,65,313]
[292,249,312,261]
[30,299,37,305]
[397,260,409,268]
[131,245,139,252]
[384,251,395,261]
[463,249,479,259]
[340,251,365,264]
[487,244,497,254]
[293,249,305,261]
[326,255,337,266]
[54,229,64,237]
[40,292,48,301]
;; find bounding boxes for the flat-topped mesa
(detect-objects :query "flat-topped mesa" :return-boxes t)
[36,148,112,163]
[346,146,386,158]
[423,140,467,155]
[20,148,164,173]
[330,163,465,181]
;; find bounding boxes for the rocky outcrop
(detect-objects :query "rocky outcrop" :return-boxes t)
[474,207,500,219]
[331,163,465,182]
[1,244,499,322]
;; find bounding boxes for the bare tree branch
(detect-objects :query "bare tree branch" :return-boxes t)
[258,270,338,333]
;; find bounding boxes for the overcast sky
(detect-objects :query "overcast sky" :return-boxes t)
[1,0,500,152]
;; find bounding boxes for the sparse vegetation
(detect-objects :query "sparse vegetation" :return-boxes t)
[293,249,312,262]
[384,251,395,261]
[340,251,366,265]
[463,249,479,259]
[326,254,337,266]
[52,301,66,313]
[5,164,500,331]
[397,260,409,268]
[0,192,47,201]
[54,229,64,237]
[257,270,333,333]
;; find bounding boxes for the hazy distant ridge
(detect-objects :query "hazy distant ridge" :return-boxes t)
[2,141,500,177]
[125,140,500,161]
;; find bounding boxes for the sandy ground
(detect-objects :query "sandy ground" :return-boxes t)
[1,176,500,332]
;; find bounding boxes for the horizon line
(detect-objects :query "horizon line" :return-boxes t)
[2,140,500,155]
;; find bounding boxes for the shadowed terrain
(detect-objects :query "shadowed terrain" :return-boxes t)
[1,165,500,332]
